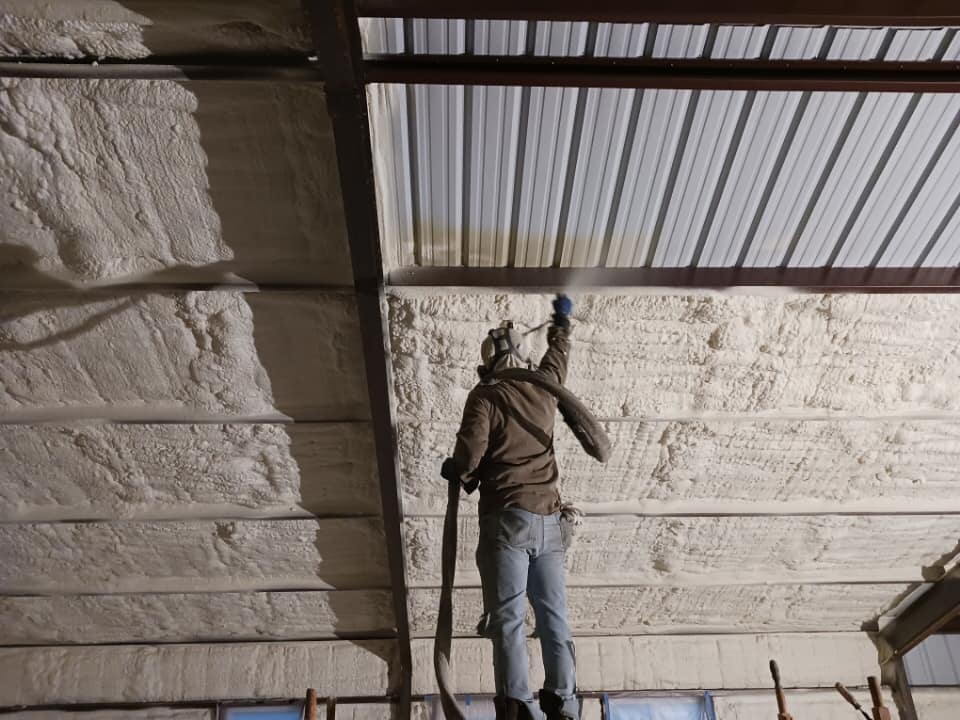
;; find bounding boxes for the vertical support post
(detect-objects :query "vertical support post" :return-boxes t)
[303,0,413,717]
[305,689,318,720]
[326,697,336,720]
[883,657,918,720]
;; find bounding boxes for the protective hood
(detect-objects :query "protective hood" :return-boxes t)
[480,322,532,372]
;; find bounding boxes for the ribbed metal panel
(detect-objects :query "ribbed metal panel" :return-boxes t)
[738,91,863,267]
[364,18,413,267]
[652,90,752,266]
[466,23,527,266]
[890,28,952,59]
[407,21,466,265]
[652,24,709,57]
[784,32,959,268]
[605,89,695,267]
[905,634,960,686]
[947,31,960,60]
[511,87,577,266]
[362,21,960,60]
[361,17,404,53]
[364,18,960,270]
[697,91,807,267]
[475,20,528,56]
[559,86,643,267]
[837,94,960,266]
[595,23,649,58]
[877,113,960,266]
[369,82,415,267]
[770,26,831,59]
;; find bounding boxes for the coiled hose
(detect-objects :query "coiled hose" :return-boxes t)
[434,369,610,719]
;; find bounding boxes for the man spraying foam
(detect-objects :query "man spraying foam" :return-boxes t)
[441,295,579,720]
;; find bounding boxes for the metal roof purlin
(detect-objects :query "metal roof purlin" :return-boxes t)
[305,1,414,717]
[387,265,960,291]
[363,55,960,92]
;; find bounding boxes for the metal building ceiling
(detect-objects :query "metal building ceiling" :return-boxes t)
[363,19,960,271]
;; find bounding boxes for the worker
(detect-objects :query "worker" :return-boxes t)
[441,295,579,720]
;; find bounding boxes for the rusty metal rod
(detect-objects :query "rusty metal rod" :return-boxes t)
[770,660,794,720]
[835,683,872,720]
[305,689,317,720]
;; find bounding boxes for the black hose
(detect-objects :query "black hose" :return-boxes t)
[434,477,464,720]
[490,368,612,463]
[434,372,610,718]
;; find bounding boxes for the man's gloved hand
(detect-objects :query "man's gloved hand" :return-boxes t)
[442,457,479,494]
[440,457,460,483]
[559,502,584,550]
[552,294,572,328]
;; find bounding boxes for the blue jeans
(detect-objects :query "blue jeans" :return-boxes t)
[476,508,579,719]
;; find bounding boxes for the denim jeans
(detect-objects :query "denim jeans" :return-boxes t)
[476,508,579,719]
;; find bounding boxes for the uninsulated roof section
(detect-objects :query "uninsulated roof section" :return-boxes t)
[363,20,960,60]
[363,19,960,269]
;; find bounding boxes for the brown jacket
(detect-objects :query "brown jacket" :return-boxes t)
[452,325,571,516]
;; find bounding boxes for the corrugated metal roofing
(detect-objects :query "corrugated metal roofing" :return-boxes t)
[363,20,960,61]
[905,634,960,685]
[363,20,960,269]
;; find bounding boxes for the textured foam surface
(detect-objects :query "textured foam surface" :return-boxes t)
[0,79,347,286]
[1,518,389,593]
[1,590,395,644]
[0,641,398,704]
[0,1,310,58]
[0,423,378,521]
[0,292,367,421]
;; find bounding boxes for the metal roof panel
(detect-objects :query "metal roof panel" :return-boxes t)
[699,91,807,267]
[606,89,696,267]
[654,90,750,266]
[364,19,960,272]
[837,94,960,267]
[368,83,416,266]
[561,87,641,266]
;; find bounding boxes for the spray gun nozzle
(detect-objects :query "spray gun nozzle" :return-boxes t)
[522,320,550,336]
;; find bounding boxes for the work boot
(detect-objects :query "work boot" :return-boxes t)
[539,689,577,720]
[494,696,537,720]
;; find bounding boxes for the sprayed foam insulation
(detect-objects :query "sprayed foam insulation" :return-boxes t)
[389,292,960,420]
[0,518,389,594]
[407,583,907,637]
[0,79,348,286]
[913,688,960,720]
[405,514,958,587]
[337,707,401,720]
[2,712,213,720]
[0,1,310,58]
[711,690,892,720]
[710,688,960,720]
[410,633,879,694]
[0,292,367,421]
[0,423,378,522]
[0,590,395,644]
[401,419,960,514]
[0,641,399,705]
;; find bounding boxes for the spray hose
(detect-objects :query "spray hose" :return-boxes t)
[434,369,611,719]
